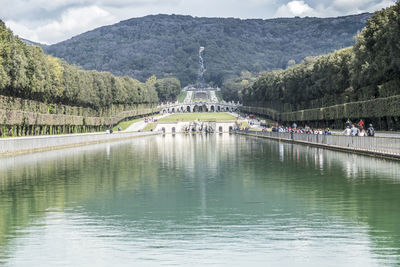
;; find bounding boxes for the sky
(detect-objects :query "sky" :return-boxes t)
[0,0,396,44]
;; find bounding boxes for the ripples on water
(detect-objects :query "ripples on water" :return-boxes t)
[0,134,400,266]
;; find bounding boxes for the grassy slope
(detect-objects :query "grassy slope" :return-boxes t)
[177,91,187,103]
[142,123,156,131]
[215,91,223,102]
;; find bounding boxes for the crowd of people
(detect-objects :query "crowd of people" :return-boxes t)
[236,113,377,137]
[259,119,375,137]
[268,124,332,135]
[144,117,158,123]
[342,119,375,137]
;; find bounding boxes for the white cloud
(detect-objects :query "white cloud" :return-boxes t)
[333,0,374,10]
[331,0,392,14]
[366,0,396,12]
[275,0,395,18]
[244,0,275,5]
[275,1,316,17]
[5,5,116,44]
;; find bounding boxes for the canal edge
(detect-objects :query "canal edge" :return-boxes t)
[0,132,162,157]
[237,132,400,162]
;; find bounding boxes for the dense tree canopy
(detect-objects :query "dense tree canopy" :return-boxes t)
[0,20,162,109]
[239,2,400,112]
[154,77,181,102]
[221,71,255,102]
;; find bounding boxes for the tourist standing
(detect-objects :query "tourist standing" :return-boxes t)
[343,126,351,136]
[359,127,366,137]
[358,119,364,128]
[351,125,360,136]
[367,124,375,136]
[345,119,352,128]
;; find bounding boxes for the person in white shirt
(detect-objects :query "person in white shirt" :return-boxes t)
[351,125,360,136]
[343,126,351,136]
[359,127,366,137]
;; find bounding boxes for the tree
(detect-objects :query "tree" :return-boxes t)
[155,77,181,102]
[0,20,160,109]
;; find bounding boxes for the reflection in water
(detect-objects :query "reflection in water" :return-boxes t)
[279,143,284,162]
[0,134,400,266]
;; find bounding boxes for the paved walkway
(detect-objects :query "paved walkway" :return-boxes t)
[124,114,171,132]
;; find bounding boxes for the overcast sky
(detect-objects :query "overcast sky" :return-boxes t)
[0,0,396,44]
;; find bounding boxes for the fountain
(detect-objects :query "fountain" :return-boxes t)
[198,47,206,89]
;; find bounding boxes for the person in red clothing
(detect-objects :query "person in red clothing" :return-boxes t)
[358,119,364,128]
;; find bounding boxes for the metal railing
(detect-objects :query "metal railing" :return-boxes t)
[238,130,400,156]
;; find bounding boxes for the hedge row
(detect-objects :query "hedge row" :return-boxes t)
[240,95,400,123]
[280,95,400,122]
[0,95,155,117]
[0,95,158,127]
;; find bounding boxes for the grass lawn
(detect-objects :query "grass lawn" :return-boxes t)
[112,116,150,131]
[238,121,250,128]
[215,91,223,101]
[249,128,263,131]
[158,112,237,122]
[142,122,156,132]
[177,91,187,103]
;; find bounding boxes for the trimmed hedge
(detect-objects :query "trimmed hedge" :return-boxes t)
[280,95,400,122]
[0,95,159,137]
[240,95,400,129]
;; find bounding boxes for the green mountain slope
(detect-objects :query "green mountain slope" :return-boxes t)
[43,13,371,87]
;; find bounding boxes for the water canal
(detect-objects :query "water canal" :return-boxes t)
[0,134,399,266]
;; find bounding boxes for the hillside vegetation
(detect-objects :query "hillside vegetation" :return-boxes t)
[43,13,370,87]
[240,2,400,113]
[0,21,185,109]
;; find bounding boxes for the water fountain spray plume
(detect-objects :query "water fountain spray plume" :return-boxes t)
[198,47,205,89]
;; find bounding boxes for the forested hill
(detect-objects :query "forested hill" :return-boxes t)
[0,20,162,109]
[240,2,400,114]
[43,13,371,86]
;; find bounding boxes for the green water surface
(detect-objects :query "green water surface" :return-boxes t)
[0,134,399,266]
